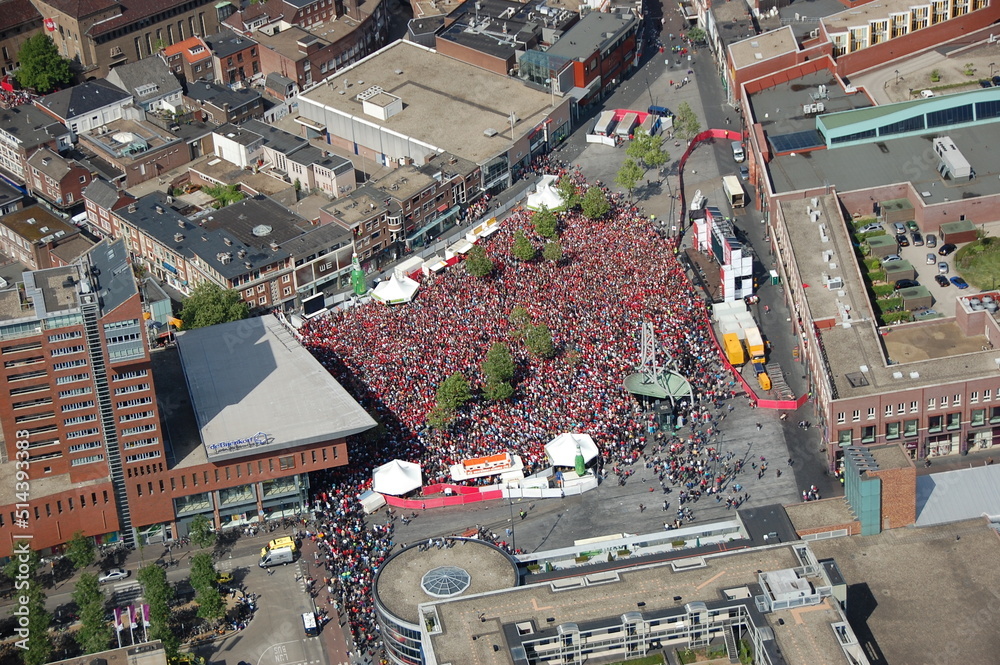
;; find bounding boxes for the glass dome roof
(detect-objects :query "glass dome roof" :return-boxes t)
[421,566,472,598]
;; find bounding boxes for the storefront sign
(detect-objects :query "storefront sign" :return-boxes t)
[209,431,270,453]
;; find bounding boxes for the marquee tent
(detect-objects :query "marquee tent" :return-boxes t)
[526,174,568,212]
[372,459,423,495]
[371,274,420,305]
[544,433,599,467]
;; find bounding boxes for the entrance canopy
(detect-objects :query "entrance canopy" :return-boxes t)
[545,433,599,467]
[372,459,423,495]
[372,274,420,305]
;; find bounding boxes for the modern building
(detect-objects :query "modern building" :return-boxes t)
[34,80,133,135]
[105,57,184,112]
[0,0,43,77]
[0,204,84,270]
[0,176,25,214]
[25,146,92,211]
[0,103,71,185]
[296,39,572,193]
[30,0,222,77]
[374,537,868,665]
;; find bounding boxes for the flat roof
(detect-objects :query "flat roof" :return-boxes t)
[1,205,77,244]
[822,0,937,32]
[751,71,873,141]
[545,9,637,61]
[175,316,376,460]
[48,643,167,665]
[298,40,560,164]
[809,520,1000,665]
[729,26,798,71]
[785,498,858,533]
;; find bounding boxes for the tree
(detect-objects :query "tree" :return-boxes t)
[509,306,531,337]
[686,26,707,44]
[178,282,249,330]
[555,175,580,209]
[626,129,670,172]
[525,323,555,358]
[615,159,644,200]
[426,404,454,430]
[511,230,537,262]
[673,102,702,141]
[137,565,179,660]
[482,379,514,401]
[202,183,245,208]
[464,245,494,278]
[532,207,558,238]
[188,552,217,592]
[15,34,72,94]
[543,240,563,263]
[188,514,216,550]
[482,342,515,400]
[194,585,226,623]
[65,531,96,570]
[20,586,53,665]
[436,372,471,411]
[4,547,40,581]
[581,187,611,220]
[73,573,111,655]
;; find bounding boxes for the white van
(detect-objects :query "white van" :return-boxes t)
[732,141,746,163]
[259,546,295,567]
[302,612,319,636]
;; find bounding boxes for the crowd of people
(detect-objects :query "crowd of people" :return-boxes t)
[294,173,743,659]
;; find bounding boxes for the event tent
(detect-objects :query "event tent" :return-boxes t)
[371,274,420,305]
[372,459,423,495]
[526,174,567,212]
[544,433,599,467]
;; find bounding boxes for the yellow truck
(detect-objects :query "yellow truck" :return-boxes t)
[260,536,297,558]
[723,333,746,365]
[744,326,766,364]
[754,363,772,391]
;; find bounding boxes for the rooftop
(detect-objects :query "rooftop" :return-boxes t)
[0,0,41,28]
[162,36,213,63]
[35,80,131,122]
[545,9,636,61]
[175,315,377,460]
[86,0,204,35]
[0,104,70,150]
[184,81,263,111]
[105,57,182,102]
[204,29,259,59]
[87,238,137,317]
[729,26,798,71]
[187,155,296,199]
[81,118,180,162]
[0,204,78,244]
[785,498,858,533]
[822,0,937,32]
[0,177,24,208]
[254,24,331,62]
[26,146,78,182]
[299,40,560,164]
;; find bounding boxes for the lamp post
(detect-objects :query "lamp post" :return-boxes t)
[894,69,900,84]
[507,492,516,554]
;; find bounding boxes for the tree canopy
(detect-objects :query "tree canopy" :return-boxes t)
[555,175,580,209]
[673,102,702,141]
[65,531,96,570]
[511,230,537,262]
[626,129,670,171]
[437,372,471,411]
[16,34,72,94]
[464,245,494,277]
[581,187,611,220]
[525,323,555,358]
[188,514,216,549]
[542,240,563,263]
[73,573,111,655]
[533,207,558,238]
[178,282,249,330]
[614,159,644,199]
[137,565,178,660]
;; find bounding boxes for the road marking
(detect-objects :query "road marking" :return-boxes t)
[695,569,727,591]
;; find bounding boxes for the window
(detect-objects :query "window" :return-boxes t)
[971,391,979,404]
[910,401,919,413]
[117,397,153,409]
[48,331,82,343]
[953,394,961,407]
[897,403,905,415]
[282,274,291,283]
[64,414,98,425]
[283,286,292,296]
[904,419,919,437]
[126,450,162,463]
[245,288,253,297]
[946,412,961,430]
[69,440,103,453]
[867,407,876,420]
[928,415,944,433]
[985,389,993,402]
[50,345,84,357]
[990,406,1000,423]
[861,425,876,443]
[279,455,294,470]
[113,370,148,381]
[59,386,92,398]
[852,410,860,422]
[62,400,95,412]
[120,410,154,423]
[115,383,149,396]
[928,397,936,410]
[940,396,948,408]
[971,409,986,426]
[885,422,901,439]
[885,405,894,418]
[838,430,853,445]
[258,297,266,305]
[53,358,87,371]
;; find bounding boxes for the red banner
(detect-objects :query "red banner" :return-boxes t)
[44,18,56,31]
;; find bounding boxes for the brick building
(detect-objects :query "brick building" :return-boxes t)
[0,104,71,185]
[161,36,215,85]
[25,146,91,210]
[0,204,84,270]
[204,29,261,86]
[81,177,134,239]
[0,0,43,77]
[183,81,264,124]
[78,118,197,188]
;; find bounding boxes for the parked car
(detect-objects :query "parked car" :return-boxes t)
[897,235,910,247]
[939,243,957,256]
[950,276,970,289]
[882,254,903,264]
[906,221,919,232]
[926,233,937,248]
[893,222,907,234]
[739,165,749,181]
[99,569,130,584]
[914,309,939,319]
[934,275,950,287]
[938,262,949,274]
[980,79,993,88]
[895,279,919,290]
[911,231,924,246]
[859,222,883,234]
[926,253,937,265]
[994,75,1000,86]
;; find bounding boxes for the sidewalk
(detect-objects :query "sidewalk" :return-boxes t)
[295,536,357,665]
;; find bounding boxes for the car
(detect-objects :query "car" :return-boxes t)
[215,572,233,585]
[950,276,970,289]
[739,165,749,181]
[895,279,919,290]
[994,75,1000,86]
[893,222,907,234]
[906,221,919,232]
[934,274,950,287]
[99,569,130,584]
[980,79,993,88]
[859,222,883,234]
[939,243,957,256]
[882,254,902,264]
[911,231,923,246]
[914,309,939,319]
[925,253,937,265]
[897,235,910,247]
[926,233,937,248]
[921,89,935,98]
[938,262,950,274]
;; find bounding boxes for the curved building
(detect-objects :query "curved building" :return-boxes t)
[373,538,520,665]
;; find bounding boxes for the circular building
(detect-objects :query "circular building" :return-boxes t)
[374,538,519,665]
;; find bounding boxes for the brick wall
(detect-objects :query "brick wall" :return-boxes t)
[870,465,917,529]
[795,521,861,537]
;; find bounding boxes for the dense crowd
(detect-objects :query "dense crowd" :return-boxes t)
[295,174,741,658]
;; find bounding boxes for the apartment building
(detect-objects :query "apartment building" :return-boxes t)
[0,204,84,270]
[25,147,92,210]
[34,80,133,135]
[161,36,215,85]
[204,29,261,86]
[0,104,71,185]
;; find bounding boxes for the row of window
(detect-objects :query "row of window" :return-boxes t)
[839,407,1000,443]
[120,410,154,423]
[114,383,149,396]
[0,490,112,528]
[122,423,157,436]
[837,390,998,423]
[50,345,85,357]
[117,396,153,409]
[68,440,103,454]
[123,437,159,450]
[113,369,149,382]
[57,372,90,385]
[65,413,98,426]
[53,358,87,371]
[126,450,162,463]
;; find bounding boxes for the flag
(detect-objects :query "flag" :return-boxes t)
[114,608,124,632]
[129,605,138,626]
[142,604,151,628]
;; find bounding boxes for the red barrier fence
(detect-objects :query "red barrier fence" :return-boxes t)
[676,129,743,228]
[383,488,504,510]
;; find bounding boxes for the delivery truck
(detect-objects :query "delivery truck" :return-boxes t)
[744,326,765,363]
[753,362,772,391]
[723,175,746,208]
[259,545,296,567]
[722,333,746,365]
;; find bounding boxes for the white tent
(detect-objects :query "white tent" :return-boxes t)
[526,174,567,212]
[371,274,420,305]
[372,459,423,495]
[544,433,599,467]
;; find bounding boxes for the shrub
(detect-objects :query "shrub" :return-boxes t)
[930,69,941,82]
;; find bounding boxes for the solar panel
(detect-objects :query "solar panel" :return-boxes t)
[768,130,825,154]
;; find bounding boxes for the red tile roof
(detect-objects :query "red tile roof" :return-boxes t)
[162,36,212,63]
[0,0,42,29]
[86,0,205,36]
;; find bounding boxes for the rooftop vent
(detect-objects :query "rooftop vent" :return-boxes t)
[251,224,272,237]
[174,233,184,242]
[223,237,233,246]
[237,249,247,258]
[177,219,185,229]
[484,128,498,137]
[244,261,252,269]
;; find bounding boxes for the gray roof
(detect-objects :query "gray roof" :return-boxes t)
[87,238,136,316]
[0,104,69,150]
[204,29,258,59]
[265,72,295,92]
[546,9,637,61]
[0,178,24,208]
[26,147,75,181]
[83,178,122,211]
[105,58,182,103]
[200,195,308,248]
[36,80,132,122]
[175,315,377,461]
[241,118,308,154]
[287,144,352,172]
[915,464,1000,526]
[280,216,352,259]
[185,81,262,111]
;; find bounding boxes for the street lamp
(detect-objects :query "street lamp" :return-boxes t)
[894,69,900,84]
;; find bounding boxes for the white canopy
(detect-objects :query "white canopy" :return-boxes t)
[371,274,420,305]
[545,433,599,467]
[526,174,567,212]
[372,459,423,495]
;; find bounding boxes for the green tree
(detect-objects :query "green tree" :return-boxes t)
[626,128,669,171]
[525,323,555,358]
[15,34,72,94]
[187,514,217,550]
[4,546,40,581]
[426,404,453,430]
[511,230,537,262]
[20,586,53,665]
[137,565,178,660]
[615,158,644,200]
[532,207,558,238]
[194,585,226,623]
[178,282,249,330]
[437,372,471,411]
[482,343,515,384]
[464,244,494,278]
[482,379,514,401]
[555,175,580,209]
[686,26,707,44]
[673,102,702,141]
[188,552,217,592]
[65,531,96,570]
[202,183,245,208]
[580,186,611,220]
[509,306,531,337]
[73,573,111,655]
[542,240,563,263]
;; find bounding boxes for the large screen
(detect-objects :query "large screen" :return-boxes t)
[302,293,326,317]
